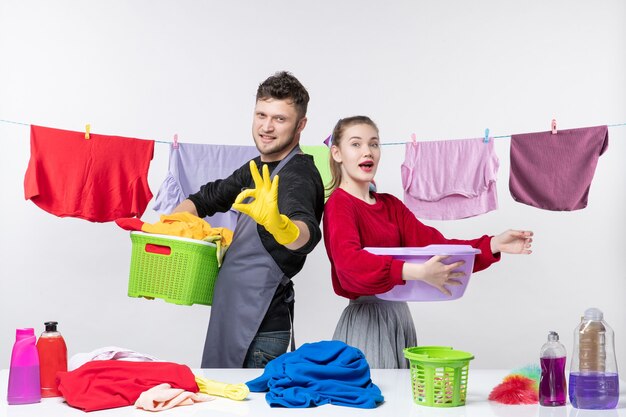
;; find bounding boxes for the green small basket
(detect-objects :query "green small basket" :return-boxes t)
[403,346,474,407]
[128,231,219,306]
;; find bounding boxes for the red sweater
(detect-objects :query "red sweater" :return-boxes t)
[323,188,500,299]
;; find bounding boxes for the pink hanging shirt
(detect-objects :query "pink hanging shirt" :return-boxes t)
[401,138,499,220]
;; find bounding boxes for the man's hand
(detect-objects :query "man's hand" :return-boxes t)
[232,160,300,246]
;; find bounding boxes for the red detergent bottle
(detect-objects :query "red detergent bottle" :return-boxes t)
[36,321,67,397]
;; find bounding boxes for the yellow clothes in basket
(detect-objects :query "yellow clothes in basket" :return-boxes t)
[141,212,233,245]
[141,213,233,265]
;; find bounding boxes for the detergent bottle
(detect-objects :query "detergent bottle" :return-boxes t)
[539,331,567,406]
[7,328,41,404]
[569,308,619,409]
[36,321,68,397]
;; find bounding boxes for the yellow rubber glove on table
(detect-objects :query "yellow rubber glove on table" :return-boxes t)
[232,160,300,246]
[194,375,249,401]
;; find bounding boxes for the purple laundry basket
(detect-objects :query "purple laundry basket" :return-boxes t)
[364,245,481,302]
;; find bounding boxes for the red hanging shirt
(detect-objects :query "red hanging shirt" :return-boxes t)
[24,125,154,222]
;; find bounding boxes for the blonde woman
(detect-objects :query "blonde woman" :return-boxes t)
[323,116,533,368]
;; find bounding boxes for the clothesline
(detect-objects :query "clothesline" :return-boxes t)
[1,118,625,146]
[0,118,176,144]
[382,122,626,146]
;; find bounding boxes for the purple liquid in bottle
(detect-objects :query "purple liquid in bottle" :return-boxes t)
[539,357,567,406]
[7,328,41,405]
[7,365,41,405]
[569,372,619,409]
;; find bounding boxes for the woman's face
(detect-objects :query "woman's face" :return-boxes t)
[331,123,381,187]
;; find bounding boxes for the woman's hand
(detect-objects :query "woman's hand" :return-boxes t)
[402,255,465,296]
[490,229,534,255]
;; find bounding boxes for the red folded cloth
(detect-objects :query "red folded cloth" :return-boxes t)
[57,360,198,412]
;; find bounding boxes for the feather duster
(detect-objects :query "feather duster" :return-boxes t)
[488,364,540,405]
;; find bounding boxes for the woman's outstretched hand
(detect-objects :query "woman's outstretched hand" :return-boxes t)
[490,229,533,255]
[402,255,465,296]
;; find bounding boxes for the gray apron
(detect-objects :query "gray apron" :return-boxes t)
[201,146,301,368]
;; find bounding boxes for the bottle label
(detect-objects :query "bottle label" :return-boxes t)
[579,322,606,372]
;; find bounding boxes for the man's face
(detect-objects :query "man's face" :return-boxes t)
[252,98,307,162]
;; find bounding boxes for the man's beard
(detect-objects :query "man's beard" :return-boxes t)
[255,125,299,158]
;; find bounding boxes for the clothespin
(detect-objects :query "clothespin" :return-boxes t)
[85,124,91,140]
[484,128,490,143]
[173,133,179,149]
[551,119,557,135]
[410,133,417,143]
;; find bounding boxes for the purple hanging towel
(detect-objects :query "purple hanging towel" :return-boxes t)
[509,125,608,211]
[153,143,258,229]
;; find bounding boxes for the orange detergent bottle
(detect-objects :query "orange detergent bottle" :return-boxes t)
[36,321,67,397]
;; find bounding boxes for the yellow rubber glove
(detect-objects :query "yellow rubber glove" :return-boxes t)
[194,375,249,401]
[232,160,300,246]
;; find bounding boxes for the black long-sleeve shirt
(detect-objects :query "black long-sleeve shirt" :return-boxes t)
[188,153,324,332]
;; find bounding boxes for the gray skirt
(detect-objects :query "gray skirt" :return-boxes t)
[333,296,417,369]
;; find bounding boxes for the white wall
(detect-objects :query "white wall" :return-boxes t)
[1,0,625,373]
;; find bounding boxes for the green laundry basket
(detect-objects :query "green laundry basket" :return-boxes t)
[128,231,219,306]
[403,346,474,407]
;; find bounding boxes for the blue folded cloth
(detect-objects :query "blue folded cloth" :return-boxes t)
[246,340,384,408]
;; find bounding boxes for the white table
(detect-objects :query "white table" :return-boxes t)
[1,369,625,416]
